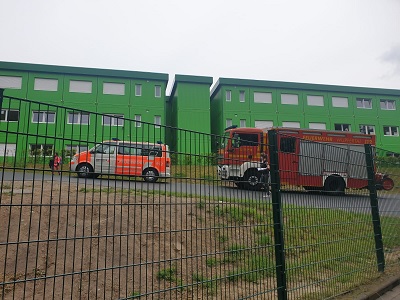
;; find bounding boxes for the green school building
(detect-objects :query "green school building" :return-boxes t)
[1,61,400,160]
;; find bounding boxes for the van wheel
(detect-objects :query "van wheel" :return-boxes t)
[143,168,159,183]
[244,169,261,191]
[324,175,345,195]
[77,163,94,178]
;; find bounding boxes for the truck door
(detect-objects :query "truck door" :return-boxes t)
[278,136,298,183]
[93,143,117,174]
[231,132,259,163]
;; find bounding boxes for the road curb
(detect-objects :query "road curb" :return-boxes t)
[355,275,400,300]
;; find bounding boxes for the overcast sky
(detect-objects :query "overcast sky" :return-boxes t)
[1,0,400,93]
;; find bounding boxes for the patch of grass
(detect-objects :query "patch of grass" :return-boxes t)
[129,291,141,298]
[157,267,178,282]
[218,235,228,243]
[257,234,272,246]
[206,258,219,267]
[214,205,267,223]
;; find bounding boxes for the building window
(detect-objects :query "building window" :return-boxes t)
[334,123,351,131]
[67,112,90,125]
[332,97,348,108]
[356,98,372,109]
[254,92,272,104]
[0,143,16,157]
[135,84,142,96]
[281,94,298,105]
[359,125,375,135]
[309,122,326,130]
[254,120,273,128]
[65,145,88,157]
[103,82,125,95]
[226,118,232,128]
[282,121,300,128]
[226,90,232,102]
[0,76,22,89]
[380,99,396,110]
[1,109,20,122]
[32,111,56,123]
[102,114,124,126]
[30,144,53,156]
[135,115,142,127]
[155,85,161,98]
[383,126,399,136]
[69,80,92,93]
[307,95,324,106]
[239,91,245,102]
[34,78,58,92]
[240,119,246,127]
[154,115,161,128]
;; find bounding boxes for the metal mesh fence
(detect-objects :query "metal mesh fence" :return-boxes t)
[1,92,399,299]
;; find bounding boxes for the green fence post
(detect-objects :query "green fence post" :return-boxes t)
[268,130,287,300]
[365,143,385,272]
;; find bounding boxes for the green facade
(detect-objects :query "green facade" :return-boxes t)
[2,61,400,159]
[167,75,213,156]
[211,78,400,153]
[0,61,168,159]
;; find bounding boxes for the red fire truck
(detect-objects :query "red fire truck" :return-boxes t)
[217,126,394,193]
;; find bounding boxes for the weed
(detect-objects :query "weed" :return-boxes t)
[206,258,218,267]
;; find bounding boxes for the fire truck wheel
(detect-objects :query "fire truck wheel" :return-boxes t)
[143,168,159,183]
[77,163,94,178]
[324,175,345,195]
[244,169,262,190]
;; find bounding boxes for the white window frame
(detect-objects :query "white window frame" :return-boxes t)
[34,78,58,92]
[102,114,124,126]
[309,122,326,130]
[332,97,348,108]
[155,85,162,98]
[334,123,351,131]
[254,92,272,104]
[226,90,231,102]
[282,121,300,128]
[383,126,399,136]
[281,94,299,105]
[32,111,56,123]
[380,99,396,110]
[240,119,246,127]
[307,95,324,107]
[356,98,372,109]
[67,112,90,125]
[69,80,92,94]
[103,82,125,95]
[226,118,232,128]
[135,84,142,96]
[359,124,375,135]
[1,109,20,122]
[29,144,54,156]
[254,120,273,128]
[239,91,245,102]
[154,115,161,128]
[0,143,16,157]
[0,76,22,89]
[135,114,142,127]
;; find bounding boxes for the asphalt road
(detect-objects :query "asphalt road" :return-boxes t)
[1,170,399,217]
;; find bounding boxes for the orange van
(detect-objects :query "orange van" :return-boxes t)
[70,140,171,182]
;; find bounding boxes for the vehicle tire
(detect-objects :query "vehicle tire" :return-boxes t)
[382,178,394,191]
[244,169,262,191]
[324,175,345,195]
[77,163,94,178]
[143,168,159,183]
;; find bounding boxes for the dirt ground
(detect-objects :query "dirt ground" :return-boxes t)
[1,179,399,300]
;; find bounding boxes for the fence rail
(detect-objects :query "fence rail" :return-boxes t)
[1,92,399,299]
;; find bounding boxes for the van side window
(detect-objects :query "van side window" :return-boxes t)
[280,137,296,153]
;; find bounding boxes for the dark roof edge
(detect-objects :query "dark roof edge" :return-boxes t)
[210,77,400,98]
[0,61,169,82]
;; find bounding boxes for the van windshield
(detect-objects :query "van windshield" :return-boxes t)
[93,143,116,154]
